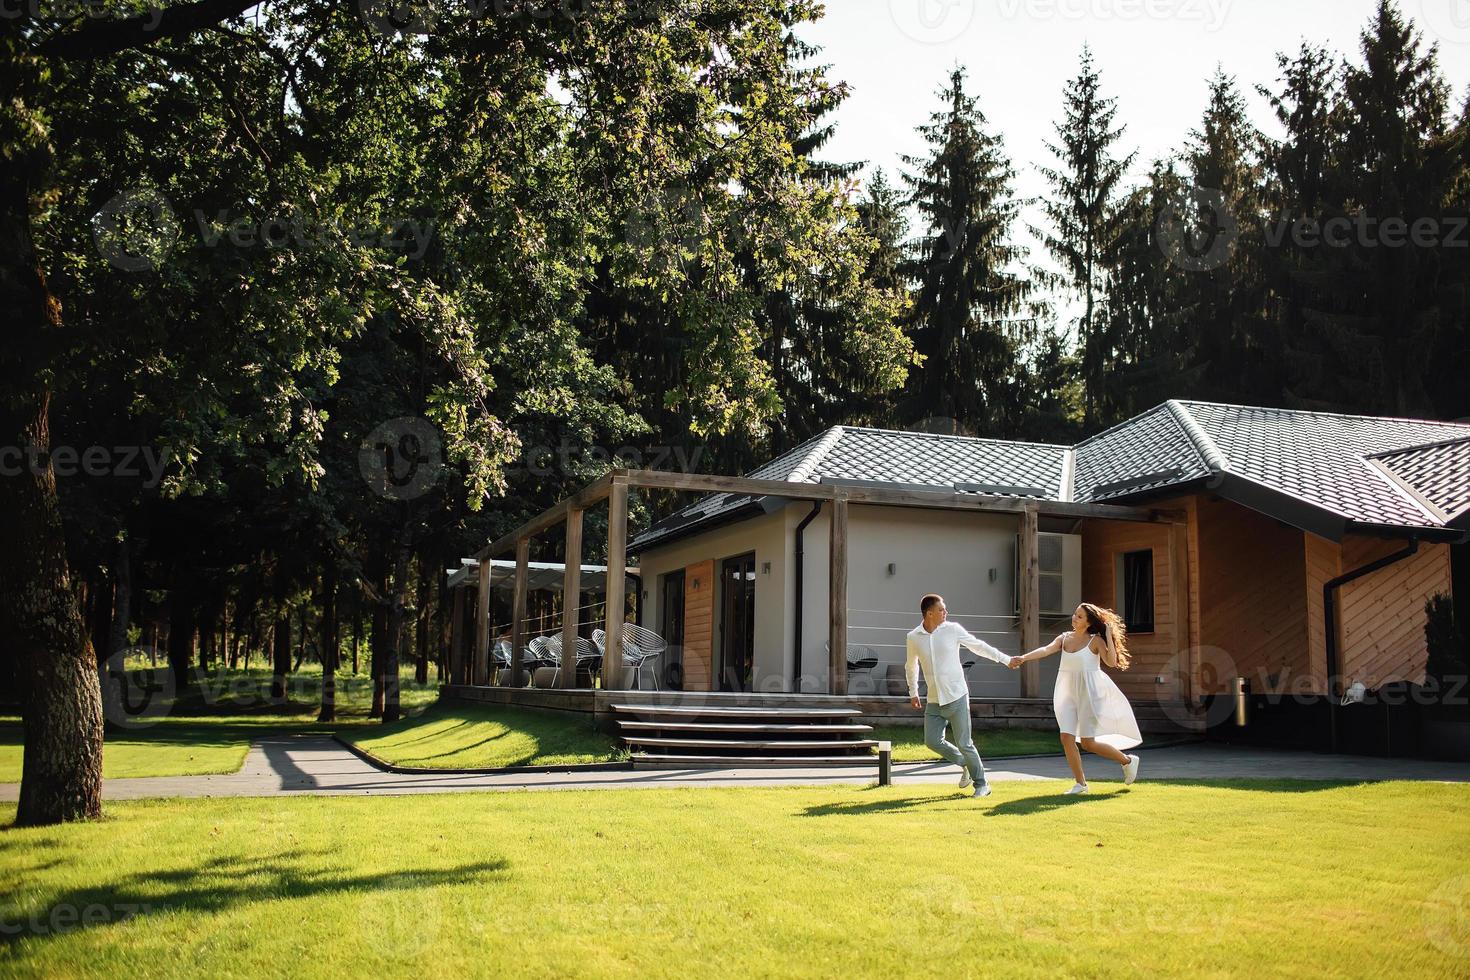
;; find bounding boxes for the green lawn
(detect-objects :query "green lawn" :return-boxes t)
[342,703,624,769]
[872,724,1063,761]
[0,665,441,782]
[1,781,1466,976]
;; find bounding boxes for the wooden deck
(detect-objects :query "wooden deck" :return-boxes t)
[441,684,1204,734]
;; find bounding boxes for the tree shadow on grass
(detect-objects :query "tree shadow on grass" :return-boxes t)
[799,791,976,818]
[0,845,510,948]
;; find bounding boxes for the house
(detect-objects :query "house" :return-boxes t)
[446,399,1468,748]
[627,400,1469,714]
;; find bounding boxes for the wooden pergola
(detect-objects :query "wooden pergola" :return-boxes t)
[465,468,1190,697]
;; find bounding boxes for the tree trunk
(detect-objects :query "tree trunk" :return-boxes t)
[271,607,291,705]
[318,560,338,723]
[0,96,106,822]
[414,552,431,686]
[166,581,195,692]
[106,537,131,662]
[383,507,414,723]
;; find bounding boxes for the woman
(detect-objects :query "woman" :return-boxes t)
[1011,603,1142,794]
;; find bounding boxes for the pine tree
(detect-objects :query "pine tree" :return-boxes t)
[1177,67,1276,405]
[899,67,1042,435]
[1034,46,1135,426]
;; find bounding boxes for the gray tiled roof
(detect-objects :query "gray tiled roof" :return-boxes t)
[1176,401,1470,529]
[630,401,1470,552]
[630,426,1068,551]
[1370,436,1470,525]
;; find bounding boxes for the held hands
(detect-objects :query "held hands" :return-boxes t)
[1007,656,1026,670]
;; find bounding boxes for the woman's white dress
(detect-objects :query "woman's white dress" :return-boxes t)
[1052,632,1142,751]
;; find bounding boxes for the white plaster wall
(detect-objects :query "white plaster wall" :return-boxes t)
[639,502,1068,697]
[635,507,793,691]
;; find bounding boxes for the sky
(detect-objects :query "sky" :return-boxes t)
[794,0,1470,321]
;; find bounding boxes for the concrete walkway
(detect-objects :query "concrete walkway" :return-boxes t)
[2,737,1469,801]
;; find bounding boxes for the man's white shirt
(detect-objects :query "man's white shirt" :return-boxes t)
[905,620,1013,706]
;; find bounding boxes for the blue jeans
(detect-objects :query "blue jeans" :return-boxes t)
[925,696,986,786]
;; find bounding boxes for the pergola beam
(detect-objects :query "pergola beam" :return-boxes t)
[1018,503,1041,698]
[603,478,629,690]
[560,507,584,689]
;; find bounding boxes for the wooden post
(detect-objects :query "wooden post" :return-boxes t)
[829,493,848,695]
[1170,520,1191,701]
[474,572,491,685]
[510,538,529,687]
[604,479,629,690]
[561,508,584,688]
[449,586,466,685]
[1019,504,1041,698]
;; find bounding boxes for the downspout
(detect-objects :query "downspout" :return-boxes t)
[792,500,823,692]
[1323,534,1419,752]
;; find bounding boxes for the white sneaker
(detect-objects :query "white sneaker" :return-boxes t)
[973,782,992,798]
[959,770,974,789]
[1064,782,1089,795]
[1123,755,1140,786]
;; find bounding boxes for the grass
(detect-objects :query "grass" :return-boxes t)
[0,665,440,782]
[871,724,1064,762]
[1,781,1467,977]
[342,703,624,769]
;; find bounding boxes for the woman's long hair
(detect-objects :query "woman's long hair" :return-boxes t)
[1080,603,1131,671]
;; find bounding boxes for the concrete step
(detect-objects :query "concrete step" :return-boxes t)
[631,754,878,770]
[621,735,880,751]
[617,721,875,734]
[609,704,861,719]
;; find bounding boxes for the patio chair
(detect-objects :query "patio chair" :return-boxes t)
[591,625,667,690]
[490,638,512,685]
[543,634,599,687]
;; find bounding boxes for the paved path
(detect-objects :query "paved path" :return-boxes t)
[2,737,1468,801]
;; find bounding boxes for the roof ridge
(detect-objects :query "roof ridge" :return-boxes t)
[837,424,1071,451]
[1366,431,1470,460]
[787,426,845,483]
[1166,400,1230,472]
[1360,457,1448,525]
[1176,398,1470,431]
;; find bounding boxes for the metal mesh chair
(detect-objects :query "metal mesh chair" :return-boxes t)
[592,625,668,690]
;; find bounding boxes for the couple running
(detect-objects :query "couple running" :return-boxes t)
[905,592,1141,797]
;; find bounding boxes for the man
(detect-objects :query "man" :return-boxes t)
[906,593,1014,798]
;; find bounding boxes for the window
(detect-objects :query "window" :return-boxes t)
[1116,550,1155,633]
[660,570,686,690]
